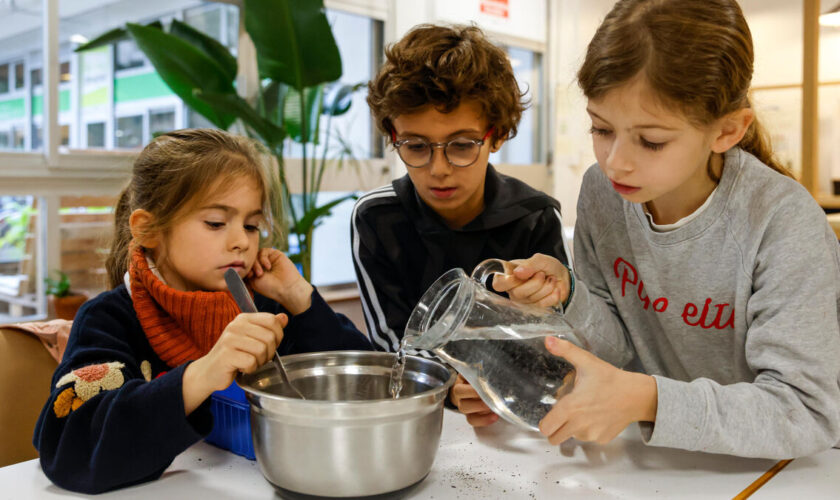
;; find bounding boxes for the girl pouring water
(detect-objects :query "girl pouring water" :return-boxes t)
[454,0,840,459]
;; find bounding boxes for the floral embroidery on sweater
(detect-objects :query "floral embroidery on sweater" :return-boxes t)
[53,362,126,417]
[140,360,152,382]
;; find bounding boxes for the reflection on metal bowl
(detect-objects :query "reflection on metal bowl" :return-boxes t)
[237,350,456,498]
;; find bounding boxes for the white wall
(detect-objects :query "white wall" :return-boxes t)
[392,0,547,45]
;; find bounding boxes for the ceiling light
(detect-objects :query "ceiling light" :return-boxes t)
[69,33,89,45]
[820,3,840,27]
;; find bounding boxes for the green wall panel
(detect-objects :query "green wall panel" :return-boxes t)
[0,97,25,121]
[32,90,71,115]
[115,72,174,102]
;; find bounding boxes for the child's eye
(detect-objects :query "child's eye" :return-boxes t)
[244,224,259,232]
[589,126,612,137]
[640,138,666,151]
[204,221,225,229]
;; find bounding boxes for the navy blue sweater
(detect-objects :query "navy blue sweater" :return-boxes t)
[33,284,371,494]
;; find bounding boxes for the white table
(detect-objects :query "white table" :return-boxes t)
[0,410,791,499]
[751,446,839,499]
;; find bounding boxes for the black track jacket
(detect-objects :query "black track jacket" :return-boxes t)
[351,164,571,353]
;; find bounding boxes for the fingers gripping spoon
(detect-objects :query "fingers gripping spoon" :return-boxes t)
[224,268,305,399]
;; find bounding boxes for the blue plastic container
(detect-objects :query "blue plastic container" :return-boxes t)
[205,382,255,460]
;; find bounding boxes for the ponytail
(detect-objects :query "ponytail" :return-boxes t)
[106,185,133,289]
[738,112,793,179]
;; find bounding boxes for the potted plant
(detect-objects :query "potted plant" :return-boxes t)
[45,271,87,320]
[76,0,360,280]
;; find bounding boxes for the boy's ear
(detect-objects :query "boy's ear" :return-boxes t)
[490,138,506,153]
[710,108,754,154]
[129,209,159,248]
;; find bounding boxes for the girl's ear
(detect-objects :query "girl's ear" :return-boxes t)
[129,209,159,248]
[711,108,754,154]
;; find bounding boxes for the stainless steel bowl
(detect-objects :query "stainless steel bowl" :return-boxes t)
[236,351,456,497]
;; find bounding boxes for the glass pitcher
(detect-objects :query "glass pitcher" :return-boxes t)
[403,259,586,432]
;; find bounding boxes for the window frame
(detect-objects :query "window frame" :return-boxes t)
[0,0,392,315]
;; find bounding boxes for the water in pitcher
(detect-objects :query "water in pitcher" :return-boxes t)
[402,324,576,430]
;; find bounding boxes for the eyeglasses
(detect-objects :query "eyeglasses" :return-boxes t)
[390,128,494,168]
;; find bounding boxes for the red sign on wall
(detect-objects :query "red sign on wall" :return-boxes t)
[480,0,509,18]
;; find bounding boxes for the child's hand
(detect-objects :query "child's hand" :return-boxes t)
[450,374,499,427]
[182,312,288,414]
[538,337,658,445]
[248,248,314,315]
[492,253,571,308]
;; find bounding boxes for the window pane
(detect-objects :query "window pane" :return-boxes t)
[0,64,8,94]
[30,67,41,87]
[59,196,116,299]
[187,107,215,129]
[0,131,9,148]
[12,126,24,149]
[0,196,45,321]
[31,124,42,150]
[0,0,42,151]
[57,1,241,152]
[184,4,222,42]
[14,61,24,90]
[309,191,359,286]
[149,109,175,137]
[115,115,143,149]
[489,46,543,165]
[115,39,146,71]
[87,122,105,148]
[285,10,382,160]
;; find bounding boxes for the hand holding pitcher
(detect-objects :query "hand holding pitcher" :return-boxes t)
[490,253,573,309]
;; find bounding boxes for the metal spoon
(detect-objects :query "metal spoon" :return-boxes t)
[224,268,305,399]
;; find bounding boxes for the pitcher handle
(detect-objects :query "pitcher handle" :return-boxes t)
[470,258,517,291]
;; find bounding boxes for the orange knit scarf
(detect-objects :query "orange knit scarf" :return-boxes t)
[129,247,240,367]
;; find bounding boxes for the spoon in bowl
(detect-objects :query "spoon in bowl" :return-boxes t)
[224,268,305,399]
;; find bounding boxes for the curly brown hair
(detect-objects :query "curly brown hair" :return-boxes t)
[367,24,527,146]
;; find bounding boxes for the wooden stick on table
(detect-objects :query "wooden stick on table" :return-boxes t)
[732,459,793,499]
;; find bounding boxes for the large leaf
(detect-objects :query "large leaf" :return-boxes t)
[74,21,163,52]
[260,80,289,125]
[293,193,357,234]
[170,19,237,81]
[125,23,237,129]
[284,85,323,143]
[195,90,286,148]
[322,82,362,117]
[244,0,342,89]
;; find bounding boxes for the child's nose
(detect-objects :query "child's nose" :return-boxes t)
[605,138,634,174]
[428,147,453,177]
[228,226,250,251]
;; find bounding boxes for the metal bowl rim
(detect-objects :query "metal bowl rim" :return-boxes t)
[236,350,456,406]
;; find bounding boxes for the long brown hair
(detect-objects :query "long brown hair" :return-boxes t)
[367,24,527,146]
[106,129,279,288]
[577,0,791,178]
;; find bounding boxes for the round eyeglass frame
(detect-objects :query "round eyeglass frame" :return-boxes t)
[390,127,495,168]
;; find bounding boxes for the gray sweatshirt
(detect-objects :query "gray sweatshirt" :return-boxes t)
[564,148,840,459]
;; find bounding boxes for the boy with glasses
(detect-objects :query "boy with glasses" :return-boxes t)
[352,24,570,363]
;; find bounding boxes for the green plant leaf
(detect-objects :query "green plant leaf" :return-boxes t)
[195,90,286,148]
[322,82,363,117]
[293,193,357,234]
[284,85,323,143]
[244,0,342,89]
[74,21,163,52]
[125,23,237,129]
[260,80,289,125]
[169,19,238,82]
[45,270,71,297]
